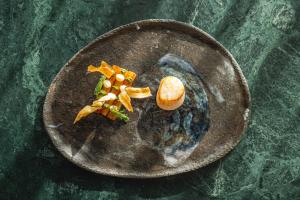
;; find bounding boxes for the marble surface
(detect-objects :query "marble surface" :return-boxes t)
[0,0,299,199]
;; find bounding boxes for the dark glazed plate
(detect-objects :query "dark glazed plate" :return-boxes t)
[43,19,250,178]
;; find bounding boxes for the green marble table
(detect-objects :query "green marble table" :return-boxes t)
[0,0,299,199]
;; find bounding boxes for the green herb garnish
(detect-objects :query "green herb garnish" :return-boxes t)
[101,104,129,121]
[125,77,133,83]
[110,107,129,122]
[103,103,110,109]
[112,85,120,90]
[119,108,126,114]
[94,76,106,99]
[99,90,107,96]
[121,68,128,74]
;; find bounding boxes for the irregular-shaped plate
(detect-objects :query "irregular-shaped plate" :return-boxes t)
[43,19,250,178]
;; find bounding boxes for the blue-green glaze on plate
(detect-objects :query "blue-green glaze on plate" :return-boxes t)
[138,54,210,166]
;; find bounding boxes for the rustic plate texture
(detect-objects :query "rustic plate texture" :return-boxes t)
[43,19,250,178]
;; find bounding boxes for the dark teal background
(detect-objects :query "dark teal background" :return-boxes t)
[0,0,299,199]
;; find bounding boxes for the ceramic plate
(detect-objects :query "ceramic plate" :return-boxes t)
[43,19,250,178]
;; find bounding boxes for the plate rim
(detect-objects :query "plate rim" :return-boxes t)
[43,19,251,178]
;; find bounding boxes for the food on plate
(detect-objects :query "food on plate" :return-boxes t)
[156,76,185,110]
[137,54,210,166]
[74,61,151,124]
[73,54,210,167]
